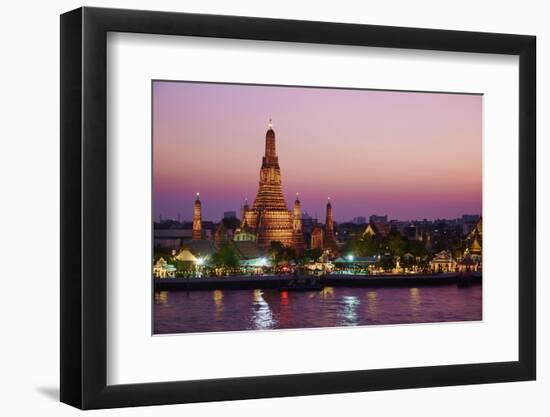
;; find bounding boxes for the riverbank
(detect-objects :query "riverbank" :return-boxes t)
[154,272,481,291]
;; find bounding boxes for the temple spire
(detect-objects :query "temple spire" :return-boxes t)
[292,192,306,253]
[250,120,293,249]
[324,197,338,255]
[192,192,202,240]
[263,118,278,164]
[241,198,250,222]
[293,195,302,231]
[326,198,333,232]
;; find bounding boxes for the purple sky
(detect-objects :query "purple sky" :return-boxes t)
[153,81,482,223]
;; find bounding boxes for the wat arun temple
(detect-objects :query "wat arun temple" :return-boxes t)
[191,119,338,256]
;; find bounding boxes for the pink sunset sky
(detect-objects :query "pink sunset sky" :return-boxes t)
[153,81,482,223]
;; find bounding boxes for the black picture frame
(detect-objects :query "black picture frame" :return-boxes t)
[60,6,536,410]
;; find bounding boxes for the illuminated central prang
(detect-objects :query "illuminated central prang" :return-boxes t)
[242,120,296,250]
[191,119,340,256]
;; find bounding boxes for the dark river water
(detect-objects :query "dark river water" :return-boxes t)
[154,284,482,334]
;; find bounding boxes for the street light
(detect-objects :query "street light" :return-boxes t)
[347,254,355,261]
[195,257,205,278]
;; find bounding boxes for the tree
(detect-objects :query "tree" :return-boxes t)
[344,235,380,257]
[284,246,297,262]
[450,241,465,259]
[417,255,431,271]
[406,240,427,258]
[268,241,296,265]
[153,249,172,263]
[211,244,240,269]
[173,260,194,276]
[400,255,415,269]
[304,248,323,262]
[385,231,407,257]
[380,254,396,271]
[268,241,286,265]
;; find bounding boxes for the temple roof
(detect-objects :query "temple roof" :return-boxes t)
[183,240,217,257]
[466,218,482,254]
[174,248,198,262]
[155,257,167,266]
[467,218,482,240]
[362,221,390,238]
[238,217,252,231]
[221,217,240,230]
[230,241,264,260]
[432,250,453,262]
[469,238,482,253]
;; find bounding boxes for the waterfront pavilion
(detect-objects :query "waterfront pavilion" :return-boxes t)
[153,257,177,278]
[333,256,378,274]
[429,250,456,273]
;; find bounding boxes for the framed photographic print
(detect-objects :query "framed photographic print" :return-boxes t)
[60,6,536,409]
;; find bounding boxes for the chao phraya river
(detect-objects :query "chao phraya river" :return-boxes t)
[154,284,482,334]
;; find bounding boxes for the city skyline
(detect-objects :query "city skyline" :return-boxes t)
[155,206,479,225]
[153,81,482,223]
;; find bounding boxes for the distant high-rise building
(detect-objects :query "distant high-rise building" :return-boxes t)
[224,211,237,219]
[352,216,366,225]
[301,212,315,231]
[369,214,388,224]
[461,214,480,222]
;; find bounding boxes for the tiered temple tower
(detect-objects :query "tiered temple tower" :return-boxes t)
[291,194,306,253]
[324,198,339,255]
[243,120,294,249]
[192,192,202,240]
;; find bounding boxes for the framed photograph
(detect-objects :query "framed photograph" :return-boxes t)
[60,6,536,409]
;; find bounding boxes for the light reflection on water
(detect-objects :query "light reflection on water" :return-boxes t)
[154,284,482,334]
[409,287,421,318]
[366,291,378,317]
[342,296,359,326]
[213,290,224,320]
[251,290,275,329]
[155,291,168,305]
